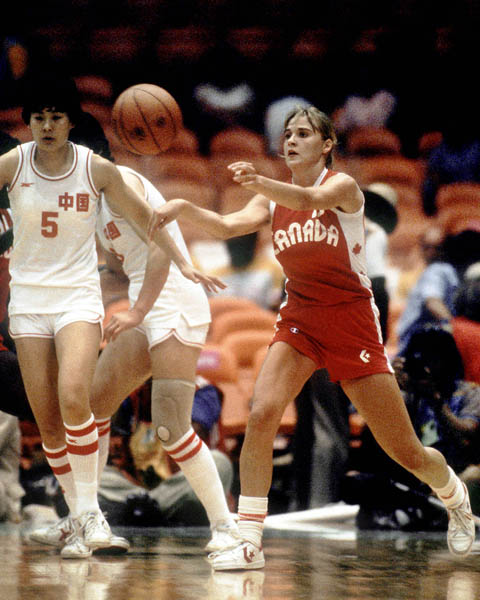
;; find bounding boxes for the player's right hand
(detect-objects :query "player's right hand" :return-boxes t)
[148,199,187,239]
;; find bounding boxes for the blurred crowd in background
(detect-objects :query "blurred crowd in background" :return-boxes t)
[3,0,480,531]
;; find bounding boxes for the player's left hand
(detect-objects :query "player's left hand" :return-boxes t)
[104,308,144,342]
[179,263,227,293]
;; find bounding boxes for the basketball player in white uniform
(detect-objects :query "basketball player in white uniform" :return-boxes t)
[0,74,221,559]
[94,164,239,550]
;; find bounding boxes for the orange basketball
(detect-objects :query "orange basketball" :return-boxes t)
[111,84,183,155]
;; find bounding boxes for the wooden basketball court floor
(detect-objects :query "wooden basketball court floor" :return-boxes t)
[1,516,480,600]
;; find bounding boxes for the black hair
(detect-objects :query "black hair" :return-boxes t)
[442,229,480,274]
[403,325,464,396]
[454,279,480,323]
[21,73,83,125]
[69,111,114,162]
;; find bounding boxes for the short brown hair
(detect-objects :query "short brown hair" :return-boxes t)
[284,106,337,167]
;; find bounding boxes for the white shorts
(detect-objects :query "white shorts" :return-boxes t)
[9,309,103,339]
[136,314,209,351]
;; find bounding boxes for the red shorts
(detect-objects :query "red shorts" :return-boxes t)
[272,297,393,383]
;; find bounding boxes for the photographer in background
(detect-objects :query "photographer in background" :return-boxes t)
[344,325,480,529]
[398,326,480,476]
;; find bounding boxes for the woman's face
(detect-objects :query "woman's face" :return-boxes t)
[283,115,331,170]
[29,108,74,151]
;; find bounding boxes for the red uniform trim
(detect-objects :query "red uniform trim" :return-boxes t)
[52,463,72,475]
[66,440,99,455]
[97,424,111,437]
[171,438,203,462]
[43,446,68,459]
[238,512,267,523]
[65,419,97,437]
[168,430,197,455]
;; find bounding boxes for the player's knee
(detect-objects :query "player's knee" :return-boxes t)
[248,395,284,433]
[151,378,195,445]
[59,379,89,406]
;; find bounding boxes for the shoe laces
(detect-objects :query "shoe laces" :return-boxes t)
[82,512,104,536]
[449,503,473,537]
[212,520,237,534]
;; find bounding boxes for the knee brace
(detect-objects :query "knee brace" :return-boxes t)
[151,378,196,445]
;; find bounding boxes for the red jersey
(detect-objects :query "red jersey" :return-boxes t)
[269,169,391,381]
[271,168,372,308]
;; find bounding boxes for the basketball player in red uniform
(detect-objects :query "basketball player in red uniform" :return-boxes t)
[149,106,476,569]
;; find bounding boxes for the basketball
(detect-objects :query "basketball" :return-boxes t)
[111,84,183,155]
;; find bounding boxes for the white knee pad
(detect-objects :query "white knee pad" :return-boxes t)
[151,378,196,445]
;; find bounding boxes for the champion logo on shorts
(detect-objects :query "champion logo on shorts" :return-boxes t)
[290,327,299,334]
[360,349,370,363]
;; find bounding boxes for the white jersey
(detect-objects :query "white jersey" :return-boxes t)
[97,165,210,327]
[7,142,103,315]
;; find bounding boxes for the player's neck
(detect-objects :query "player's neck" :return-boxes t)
[291,162,327,187]
[34,142,73,176]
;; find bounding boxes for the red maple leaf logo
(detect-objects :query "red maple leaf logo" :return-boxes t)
[353,243,362,255]
[243,546,257,563]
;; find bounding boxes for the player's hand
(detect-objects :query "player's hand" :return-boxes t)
[228,161,259,185]
[148,199,187,239]
[179,263,227,293]
[103,308,144,342]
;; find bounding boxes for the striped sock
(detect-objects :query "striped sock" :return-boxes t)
[163,428,233,526]
[43,444,77,516]
[95,417,111,487]
[238,495,268,547]
[431,466,465,508]
[65,414,100,514]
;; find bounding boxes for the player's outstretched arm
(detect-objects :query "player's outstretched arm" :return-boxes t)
[95,157,225,292]
[228,161,363,213]
[148,195,271,241]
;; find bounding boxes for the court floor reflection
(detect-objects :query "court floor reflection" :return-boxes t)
[1,520,480,599]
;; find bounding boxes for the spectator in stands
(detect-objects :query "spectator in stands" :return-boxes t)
[398,326,480,475]
[396,229,480,354]
[394,224,446,305]
[452,276,480,385]
[0,30,29,109]
[291,368,350,510]
[422,98,480,216]
[0,410,25,522]
[363,182,398,342]
[189,34,265,153]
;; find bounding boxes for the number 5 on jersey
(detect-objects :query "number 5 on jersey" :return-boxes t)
[41,211,58,238]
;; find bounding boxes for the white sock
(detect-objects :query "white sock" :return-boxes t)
[95,417,111,487]
[65,414,100,515]
[238,495,268,547]
[163,428,234,528]
[431,466,465,508]
[43,443,77,517]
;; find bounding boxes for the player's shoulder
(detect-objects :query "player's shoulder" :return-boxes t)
[326,170,359,189]
[90,152,122,187]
